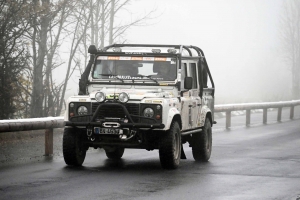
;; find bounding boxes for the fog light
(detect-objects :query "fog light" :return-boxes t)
[119,92,129,103]
[95,92,106,102]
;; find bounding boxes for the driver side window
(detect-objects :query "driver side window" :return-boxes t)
[189,63,198,89]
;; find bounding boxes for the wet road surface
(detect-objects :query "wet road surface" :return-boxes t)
[0,111,300,200]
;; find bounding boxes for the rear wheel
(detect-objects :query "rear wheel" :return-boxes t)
[63,128,87,166]
[159,121,181,169]
[192,118,212,161]
[105,147,125,159]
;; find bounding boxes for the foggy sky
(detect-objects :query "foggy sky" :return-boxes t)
[66,0,289,104]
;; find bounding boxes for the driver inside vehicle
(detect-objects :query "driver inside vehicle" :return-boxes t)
[154,62,176,80]
[116,63,138,77]
[117,65,130,75]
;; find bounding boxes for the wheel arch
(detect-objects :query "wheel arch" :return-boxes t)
[165,108,182,130]
[199,105,213,127]
[172,114,182,130]
[205,112,213,127]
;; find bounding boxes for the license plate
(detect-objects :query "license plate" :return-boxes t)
[94,127,122,135]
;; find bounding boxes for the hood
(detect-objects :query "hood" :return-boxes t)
[89,88,172,100]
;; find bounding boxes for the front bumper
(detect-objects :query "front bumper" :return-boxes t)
[65,121,164,129]
[66,102,164,129]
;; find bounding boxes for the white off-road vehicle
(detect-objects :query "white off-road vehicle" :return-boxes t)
[63,44,215,169]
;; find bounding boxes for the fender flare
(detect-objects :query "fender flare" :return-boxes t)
[198,105,212,127]
[165,107,182,130]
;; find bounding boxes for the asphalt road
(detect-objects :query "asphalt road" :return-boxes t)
[0,110,300,200]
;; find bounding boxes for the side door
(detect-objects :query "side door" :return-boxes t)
[197,59,215,126]
[180,62,190,130]
[180,61,201,130]
[188,62,201,129]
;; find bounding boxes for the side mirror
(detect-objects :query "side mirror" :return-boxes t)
[184,77,193,89]
[88,45,97,54]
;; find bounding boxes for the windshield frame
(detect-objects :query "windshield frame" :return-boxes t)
[91,55,178,83]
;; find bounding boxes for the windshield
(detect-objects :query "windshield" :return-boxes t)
[92,56,177,81]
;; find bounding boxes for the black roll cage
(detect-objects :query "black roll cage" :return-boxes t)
[79,44,215,97]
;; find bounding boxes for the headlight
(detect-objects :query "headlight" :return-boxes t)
[95,92,106,102]
[119,92,129,103]
[77,106,88,115]
[143,108,154,118]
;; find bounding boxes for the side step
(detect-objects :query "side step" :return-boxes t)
[181,129,202,136]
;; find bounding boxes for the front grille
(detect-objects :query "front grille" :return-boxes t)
[92,103,140,122]
[70,115,92,122]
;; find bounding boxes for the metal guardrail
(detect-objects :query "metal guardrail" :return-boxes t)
[215,100,300,129]
[0,117,64,156]
[0,100,299,156]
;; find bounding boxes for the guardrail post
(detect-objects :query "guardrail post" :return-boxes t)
[45,128,53,156]
[263,108,267,124]
[277,107,282,122]
[226,111,231,129]
[246,109,251,127]
[290,106,294,119]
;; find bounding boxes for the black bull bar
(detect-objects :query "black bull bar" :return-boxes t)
[65,102,165,129]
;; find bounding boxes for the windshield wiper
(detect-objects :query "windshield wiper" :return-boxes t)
[98,74,124,82]
[136,75,158,84]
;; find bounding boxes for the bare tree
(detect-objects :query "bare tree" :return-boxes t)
[44,0,72,116]
[30,0,51,117]
[56,0,93,116]
[27,0,75,117]
[280,0,300,99]
[77,0,156,71]
[0,0,157,118]
[0,0,31,119]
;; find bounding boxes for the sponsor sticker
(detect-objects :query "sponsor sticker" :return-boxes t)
[108,56,119,60]
[131,57,143,60]
[143,57,155,61]
[120,57,131,60]
[154,57,167,61]
[97,56,172,62]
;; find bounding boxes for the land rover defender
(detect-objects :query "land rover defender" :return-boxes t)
[63,44,215,169]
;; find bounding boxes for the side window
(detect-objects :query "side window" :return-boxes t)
[189,63,198,89]
[181,63,187,90]
[198,61,208,88]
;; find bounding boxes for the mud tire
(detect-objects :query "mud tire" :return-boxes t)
[159,121,181,169]
[63,128,87,166]
[192,118,212,161]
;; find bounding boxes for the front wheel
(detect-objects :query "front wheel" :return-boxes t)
[63,128,87,166]
[192,118,212,161]
[159,121,181,169]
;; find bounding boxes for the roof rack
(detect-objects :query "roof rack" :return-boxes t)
[100,44,205,57]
